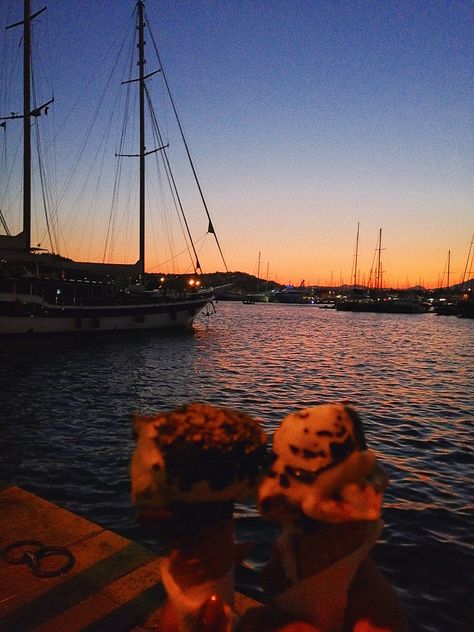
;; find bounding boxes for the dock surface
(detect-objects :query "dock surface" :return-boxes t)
[0,485,259,631]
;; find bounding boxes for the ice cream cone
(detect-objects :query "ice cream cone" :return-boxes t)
[157,508,239,630]
[130,403,267,632]
[258,403,388,632]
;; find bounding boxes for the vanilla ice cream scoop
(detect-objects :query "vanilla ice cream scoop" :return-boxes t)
[259,403,387,523]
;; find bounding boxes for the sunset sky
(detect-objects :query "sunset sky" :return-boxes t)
[1,1,472,288]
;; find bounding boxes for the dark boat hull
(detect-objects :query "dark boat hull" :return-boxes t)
[0,288,214,334]
[336,299,427,314]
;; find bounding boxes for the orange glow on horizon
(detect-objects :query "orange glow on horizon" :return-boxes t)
[54,228,473,291]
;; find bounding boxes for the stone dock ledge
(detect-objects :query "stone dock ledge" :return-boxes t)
[0,484,260,631]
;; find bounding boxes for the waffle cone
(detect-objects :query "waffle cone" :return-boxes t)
[167,517,235,589]
[292,521,372,578]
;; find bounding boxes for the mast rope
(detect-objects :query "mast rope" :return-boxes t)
[145,10,228,272]
[148,127,196,274]
[0,137,23,236]
[30,56,59,253]
[460,233,473,289]
[145,85,200,273]
[41,27,131,257]
[0,124,12,235]
[103,22,138,263]
[0,10,24,236]
[147,232,208,272]
[367,242,378,290]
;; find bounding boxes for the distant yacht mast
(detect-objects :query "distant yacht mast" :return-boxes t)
[447,250,451,290]
[375,228,383,291]
[460,233,474,289]
[257,251,261,292]
[352,221,360,290]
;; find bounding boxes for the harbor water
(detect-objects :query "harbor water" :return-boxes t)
[1,301,472,631]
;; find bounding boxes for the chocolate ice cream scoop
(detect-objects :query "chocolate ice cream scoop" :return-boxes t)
[131,402,267,511]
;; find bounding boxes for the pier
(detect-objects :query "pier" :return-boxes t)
[0,484,259,631]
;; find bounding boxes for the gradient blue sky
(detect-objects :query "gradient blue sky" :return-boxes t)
[1,1,472,287]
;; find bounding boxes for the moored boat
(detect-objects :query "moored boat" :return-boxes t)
[242,292,270,304]
[336,296,428,314]
[335,228,429,314]
[0,1,223,334]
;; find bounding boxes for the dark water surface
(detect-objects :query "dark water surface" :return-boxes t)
[1,302,473,631]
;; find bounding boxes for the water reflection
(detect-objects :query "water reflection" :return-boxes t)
[0,302,472,631]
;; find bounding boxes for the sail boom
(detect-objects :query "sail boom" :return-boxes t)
[121,69,161,85]
[6,6,46,30]
[116,143,168,158]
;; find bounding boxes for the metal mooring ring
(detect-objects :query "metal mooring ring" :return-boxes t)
[1,540,44,564]
[28,546,76,578]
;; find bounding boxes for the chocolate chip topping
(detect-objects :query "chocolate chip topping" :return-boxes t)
[149,402,265,453]
[145,403,267,495]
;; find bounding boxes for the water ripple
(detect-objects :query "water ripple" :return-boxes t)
[0,303,472,631]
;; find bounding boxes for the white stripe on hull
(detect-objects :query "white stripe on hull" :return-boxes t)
[0,307,206,334]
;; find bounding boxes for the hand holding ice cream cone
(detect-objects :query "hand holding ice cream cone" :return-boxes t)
[257,403,390,632]
[130,402,267,632]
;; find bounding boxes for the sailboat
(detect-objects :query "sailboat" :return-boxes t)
[0,0,222,334]
[434,236,474,318]
[243,252,270,303]
[336,228,428,314]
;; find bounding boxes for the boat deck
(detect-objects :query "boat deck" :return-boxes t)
[0,484,259,631]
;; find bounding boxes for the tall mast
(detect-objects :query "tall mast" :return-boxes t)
[3,1,49,252]
[137,0,146,277]
[460,233,474,289]
[353,221,360,290]
[257,251,261,292]
[119,1,163,275]
[447,249,451,290]
[376,228,382,291]
[22,0,32,251]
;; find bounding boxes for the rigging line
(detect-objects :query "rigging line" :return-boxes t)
[52,94,119,259]
[148,129,180,263]
[58,70,127,258]
[51,28,131,234]
[146,13,228,272]
[29,15,60,251]
[103,157,124,263]
[1,17,22,118]
[145,85,199,273]
[352,221,360,289]
[440,250,450,289]
[367,242,378,290]
[460,232,474,288]
[145,90,194,270]
[0,214,9,235]
[105,9,143,265]
[0,126,22,191]
[0,125,12,235]
[97,96,135,261]
[147,232,208,271]
[150,149,184,273]
[31,62,58,253]
[104,18,138,263]
[86,121,117,261]
[151,139,196,274]
[105,152,130,263]
[43,10,60,249]
[146,89,196,272]
[34,120,56,252]
[107,152,136,263]
[103,114,129,263]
